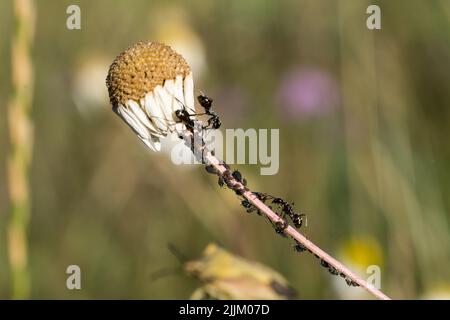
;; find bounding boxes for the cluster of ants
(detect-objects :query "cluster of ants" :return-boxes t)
[182,93,359,288]
[205,163,248,196]
[205,163,307,237]
[174,92,221,158]
[294,239,359,287]
[246,192,306,233]
[205,164,359,286]
[175,92,221,134]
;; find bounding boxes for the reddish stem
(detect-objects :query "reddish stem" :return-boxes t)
[195,137,391,300]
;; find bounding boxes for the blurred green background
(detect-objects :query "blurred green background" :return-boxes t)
[1,0,450,299]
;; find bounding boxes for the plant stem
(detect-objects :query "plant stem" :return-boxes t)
[7,0,36,299]
[182,131,391,300]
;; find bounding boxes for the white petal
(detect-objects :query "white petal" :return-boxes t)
[116,105,151,139]
[175,123,186,134]
[183,72,195,114]
[174,75,185,106]
[154,86,175,124]
[127,99,159,133]
[144,93,168,132]
[163,79,180,114]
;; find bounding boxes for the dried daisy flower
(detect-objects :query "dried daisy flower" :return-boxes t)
[106,42,195,151]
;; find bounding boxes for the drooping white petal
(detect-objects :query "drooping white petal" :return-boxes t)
[163,77,189,134]
[183,72,195,114]
[174,75,185,106]
[154,86,175,126]
[162,79,180,114]
[127,99,160,134]
[173,121,185,135]
[115,104,162,152]
[144,92,168,132]
[116,105,151,140]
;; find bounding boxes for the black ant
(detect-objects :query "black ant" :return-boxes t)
[320,259,330,268]
[174,93,221,132]
[232,170,247,187]
[232,170,242,182]
[345,278,360,287]
[328,267,339,276]
[197,92,213,110]
[218,176,225,188]
[174,108,196,133]
[205,165,218,175]
[274,219,289,236]
[218,168,247,195]
[272,197,306,229]
[205,164,232,189]
[291,213,305,228]
[253,191,272,202]
[197,93,221,130]
[241,199,252,209]
[293,241,307,253]
[319,259,340,276]
[231,170,248,196]
[250,192,307,229]
[241,199,256,213]
[172,93,220,140]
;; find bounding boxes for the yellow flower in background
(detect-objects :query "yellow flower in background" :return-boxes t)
[185,243,296,300]
[338,236,384,270]
[333,235,384,299]
[421,284,450,300]
[150,5,207,79]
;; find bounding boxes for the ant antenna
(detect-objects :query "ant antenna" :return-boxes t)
[172,95,197,114]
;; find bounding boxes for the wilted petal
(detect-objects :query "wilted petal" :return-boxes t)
[116,105,151,139]
[162,79,179,114]
[154,86,176,129]
[183,72,195,114]
[127,99,160,134]
[144,93,168,132]
[174,75,185,106]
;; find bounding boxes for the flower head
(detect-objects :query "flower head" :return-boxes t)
[106,42,195,151]
[333,235,384,299]
[185,243,296,300]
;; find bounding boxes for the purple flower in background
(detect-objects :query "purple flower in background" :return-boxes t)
[214,86,250,124]
[276,67,339,119]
